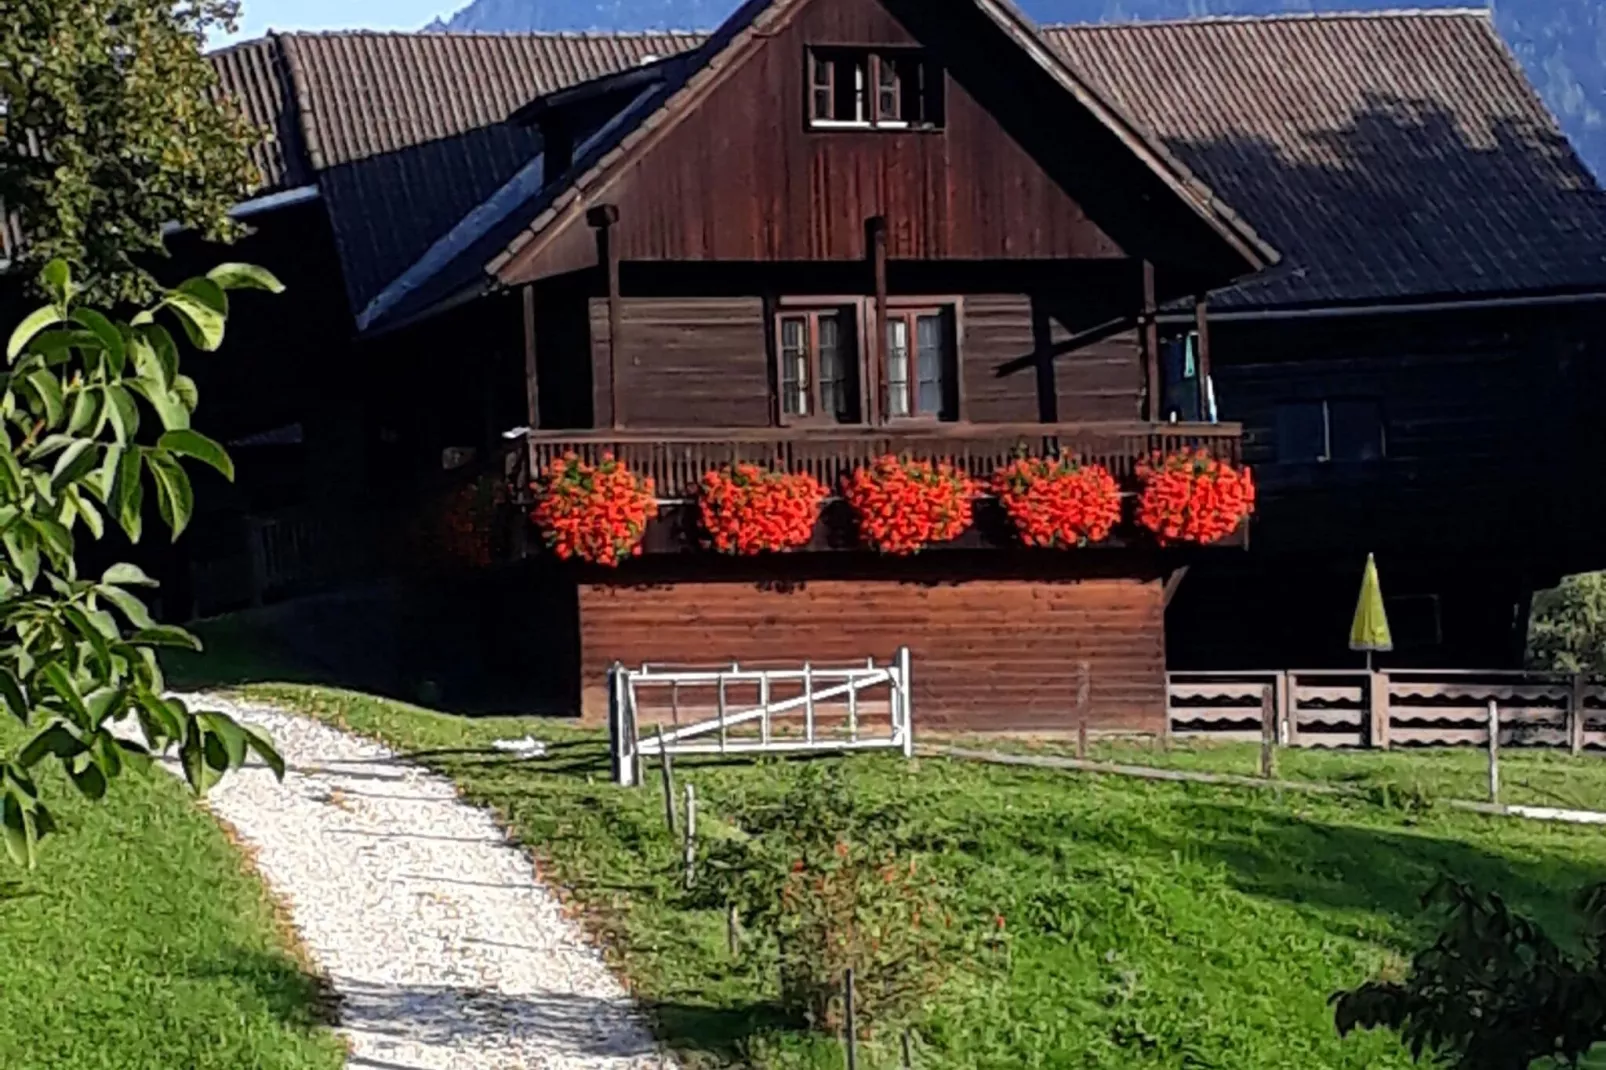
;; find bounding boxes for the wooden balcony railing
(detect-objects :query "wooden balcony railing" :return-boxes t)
[526,422,1242,499]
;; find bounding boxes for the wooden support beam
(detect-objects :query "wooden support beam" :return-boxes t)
[521,284,540,431]
[1193,295,1211,420]
[587,203,622,428]
[869,216,888,426]
[1141,261,1160,421]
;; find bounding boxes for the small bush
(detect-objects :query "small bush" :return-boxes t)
[701,764,965,1034]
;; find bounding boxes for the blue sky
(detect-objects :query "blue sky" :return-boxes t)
[215,0,458,45]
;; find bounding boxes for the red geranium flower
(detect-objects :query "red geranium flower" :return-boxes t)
[1135,448,1255,545]
[842,455,976,554]
[698,464,826,555]
[992,454,1122,548]
[529,452,656,566]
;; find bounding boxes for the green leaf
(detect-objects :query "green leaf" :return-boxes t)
[17,723,86,767]
[102,562,157,587]
[201,711,248,769]
[130,625,202,652]
[92,443,122,504]
[29,515,73,564]
[172,375,199,412]
[112,446,143,543]
[0,668,28,725]
[83,688,120,728]
[70,309,125,365]
[161,290,226,352]
[26,369,64,427]
[1,790,32,867]
[99,585,155,631]
[111,736,153,774]
[39,663,91,724]
[128,379,191,433]
[67,386,100,437]
[62,605,111,675]
[206,263,285,294]
[50,439,99,491]
[3,526,40,589]
[147,452,194,538]
[138,325,179,387]
[178,727,221,794]
[67,760,107,801]
[157,429,233,481]
[241,723,285,780]
[68,488,104,540]
[7,306,65,362]
[40,260,73,305]
[103,384,139,445]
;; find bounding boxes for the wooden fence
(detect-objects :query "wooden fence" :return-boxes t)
[1167,669,1606,752]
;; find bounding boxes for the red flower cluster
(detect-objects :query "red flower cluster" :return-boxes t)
[1135,448,1256,545]
[992,454,1122,548]
[438,474,507,568]
[698,464,827,555]
[841,455,976,555]
[529,452,657,565]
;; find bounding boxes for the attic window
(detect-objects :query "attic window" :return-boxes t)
[807,49,944,130]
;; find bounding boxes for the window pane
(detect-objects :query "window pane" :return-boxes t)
[780,317,810,416]
[1274,402,1326,462]
[877,56,899,121]
[1329,400,1385,461]
[885,319,910,417]
[819,314,843,420]
[915,314,943,414]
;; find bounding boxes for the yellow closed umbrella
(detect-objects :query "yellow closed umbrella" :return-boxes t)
[1349,553,1393,670]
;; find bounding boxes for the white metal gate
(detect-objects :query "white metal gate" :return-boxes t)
[608,648,914,786]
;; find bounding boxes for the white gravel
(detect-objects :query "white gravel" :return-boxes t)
[163,693,676,1070]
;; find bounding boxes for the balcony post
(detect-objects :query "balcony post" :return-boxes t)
[1142,260,1160,421]
[1194,295,1212,422]
[588,203,622,429]
[868,216,888,426]
[522,284,540,431]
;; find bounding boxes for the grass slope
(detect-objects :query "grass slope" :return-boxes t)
[0,718,346,1070]
[247,683,1606,1070]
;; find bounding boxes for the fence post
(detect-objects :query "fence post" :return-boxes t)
[1368,671,1391,750]
[1278,672,1297,747]
[682,783,697,889]
[1572,673,1588,757]
[897,646,915,759]
[1487,699,1501,805]
[1075,660,1091,759]
[1259,683,1278,780]
[609,662,634,787]
[656,725,677,836]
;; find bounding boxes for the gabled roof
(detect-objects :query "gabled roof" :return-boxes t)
[355,0,1278,331]
[209,8,1606,321]
[1048,10,1606,309]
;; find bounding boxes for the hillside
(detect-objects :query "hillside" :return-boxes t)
[425,0,1606,182]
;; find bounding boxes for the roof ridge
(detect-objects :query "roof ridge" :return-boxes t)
[1042,7,1490,31]
[259,28,710,43]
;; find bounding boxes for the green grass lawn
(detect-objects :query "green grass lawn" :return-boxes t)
[0,718,346,1070]
[239,682,1606,1070]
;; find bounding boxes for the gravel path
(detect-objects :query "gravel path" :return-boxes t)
[166,693,675,1070]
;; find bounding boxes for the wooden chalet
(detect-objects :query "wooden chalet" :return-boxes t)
[144,6,1606,727]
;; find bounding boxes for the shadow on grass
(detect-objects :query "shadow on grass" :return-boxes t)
[201,950,795,1065]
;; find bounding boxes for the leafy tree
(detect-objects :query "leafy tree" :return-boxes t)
[0,259,284,867]
[1528,573,1606,674]
[1333,878,1606,1069]
[0,0,261,305]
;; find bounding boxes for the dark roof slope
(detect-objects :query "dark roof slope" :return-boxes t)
[209,36,313,193]
[209,9,1606,317]
[1047,10,1606,308]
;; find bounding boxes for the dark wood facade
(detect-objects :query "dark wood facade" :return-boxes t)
[490,0,1272,733]
[1166,300,1606,672]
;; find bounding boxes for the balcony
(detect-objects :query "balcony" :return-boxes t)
[525,421,1243,501]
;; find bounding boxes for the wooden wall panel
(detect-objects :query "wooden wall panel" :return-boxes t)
[584,0,1125,264]
[961,295,1142,423]
[578,573,1166,731]
[589,297,772,428]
